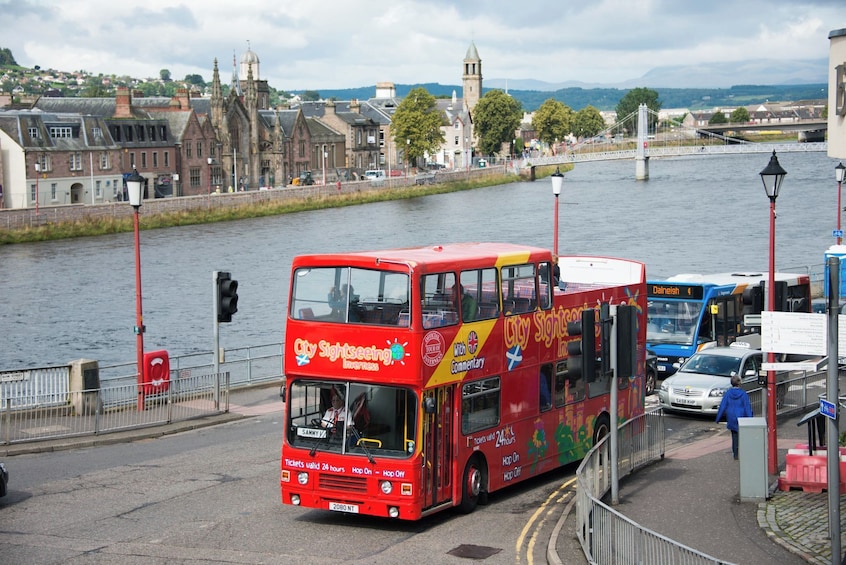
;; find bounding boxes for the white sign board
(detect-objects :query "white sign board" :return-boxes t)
[761,311,846,355]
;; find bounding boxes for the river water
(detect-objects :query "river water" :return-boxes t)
[1,150,840,368]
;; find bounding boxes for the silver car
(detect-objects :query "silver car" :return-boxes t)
[657,345,762,414]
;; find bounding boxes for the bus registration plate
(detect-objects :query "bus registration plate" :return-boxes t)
[329,502,359,513]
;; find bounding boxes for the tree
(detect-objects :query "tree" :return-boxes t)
[573,105,606,139]
[159,69,171,82]
[615,87,661,133]
[730,107,750,123]
[0,47,17,66]
[301,90,320,101]
[708,111,727,125]
[183,74,206,87]
[390,86,446,166]
[531,99,573,145]
[473,90,523,157]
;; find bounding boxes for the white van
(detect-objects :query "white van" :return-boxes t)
[363,170,386,180]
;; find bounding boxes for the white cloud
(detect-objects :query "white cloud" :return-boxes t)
[0,0,840,89]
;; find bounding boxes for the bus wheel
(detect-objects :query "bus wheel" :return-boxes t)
[593,414,610,448]
[459,457,484,514]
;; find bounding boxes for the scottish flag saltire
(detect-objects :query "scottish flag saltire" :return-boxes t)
[506,344,523,371]
[296,353,310,366]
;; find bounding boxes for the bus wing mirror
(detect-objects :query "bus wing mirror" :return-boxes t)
[422,396,436,414]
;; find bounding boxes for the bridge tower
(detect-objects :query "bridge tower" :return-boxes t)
[636,103,649,180]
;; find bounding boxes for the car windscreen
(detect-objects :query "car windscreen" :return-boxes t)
[680,354,741,377]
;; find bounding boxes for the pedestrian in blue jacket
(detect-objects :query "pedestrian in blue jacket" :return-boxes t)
[716,375,753,460]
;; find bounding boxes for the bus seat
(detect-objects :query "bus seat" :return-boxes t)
[298,307,315,319]
[351,392,371,431]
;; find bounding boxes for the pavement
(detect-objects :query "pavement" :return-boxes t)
[2,382,843,564]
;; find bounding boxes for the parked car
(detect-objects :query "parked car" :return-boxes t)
[0,462,7,497]
[363,170,386,180]
[657,344,775,415]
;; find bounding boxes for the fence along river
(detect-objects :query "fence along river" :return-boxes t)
[0,150,839,369]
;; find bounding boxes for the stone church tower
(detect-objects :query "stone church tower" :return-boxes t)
[462,41,482,113]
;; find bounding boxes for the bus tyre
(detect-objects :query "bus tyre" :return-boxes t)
[593,414,610,448]
[459,456,485,514]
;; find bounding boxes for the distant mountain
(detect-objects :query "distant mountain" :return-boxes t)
[484,59,828,91]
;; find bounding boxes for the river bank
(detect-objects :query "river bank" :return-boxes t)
[0,164,566,245]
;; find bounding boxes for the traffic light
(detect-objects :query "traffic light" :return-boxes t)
[217,271,239,323]
[616,305,637,378]
[567,308,596,381]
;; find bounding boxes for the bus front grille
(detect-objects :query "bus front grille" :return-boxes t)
[320,473,368,493]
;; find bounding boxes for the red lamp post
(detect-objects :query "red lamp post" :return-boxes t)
[759,150,787,475]
[550,167,563,257]
[837,162,845,245]
[126,168,146,411]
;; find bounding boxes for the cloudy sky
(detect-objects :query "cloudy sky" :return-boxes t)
[1,0,842,90]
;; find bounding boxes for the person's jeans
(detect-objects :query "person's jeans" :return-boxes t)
[731,430,739,459]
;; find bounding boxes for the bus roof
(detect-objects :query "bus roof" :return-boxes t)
[292,242,550,272]
[664,272,809,286]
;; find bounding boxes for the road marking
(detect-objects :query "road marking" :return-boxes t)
[516,476,577,565]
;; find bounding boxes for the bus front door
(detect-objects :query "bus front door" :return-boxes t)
[422,386,454,510]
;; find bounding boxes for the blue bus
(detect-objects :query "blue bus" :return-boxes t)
[646,272,811,379]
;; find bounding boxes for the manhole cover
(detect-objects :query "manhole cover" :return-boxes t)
[447,544,502,560]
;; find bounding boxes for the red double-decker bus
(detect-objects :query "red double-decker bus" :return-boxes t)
[280,243,646,520]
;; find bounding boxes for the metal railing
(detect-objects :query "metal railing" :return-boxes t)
[0,371,229,445]
[573,368,828,564]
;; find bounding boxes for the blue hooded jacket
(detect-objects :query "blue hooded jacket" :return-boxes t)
[716,386,753,432]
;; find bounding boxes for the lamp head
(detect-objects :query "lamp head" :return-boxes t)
[126,168,144,208]
[551,167,563,196]
[207,157,213,165]
[759,150,787,201]
[836,162,845,184]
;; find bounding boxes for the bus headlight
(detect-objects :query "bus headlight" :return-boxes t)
[297,472,309,485]
[380,480,393,495]
[388,506,400,518]
[291,494,301,506]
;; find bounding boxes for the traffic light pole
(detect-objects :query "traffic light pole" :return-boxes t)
[213,270,221,409]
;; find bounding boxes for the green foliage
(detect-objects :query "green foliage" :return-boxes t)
[615,87,661,132]
[532,99,574,145]
[301,90,321,101]
[0,47,17,66]
[183,74,206,87]
[730,107,750,123]
[390,87,446,164]
[473,90,523,156]
[573,105,605,138]
[708,111,728,124]
[159,69,171,82]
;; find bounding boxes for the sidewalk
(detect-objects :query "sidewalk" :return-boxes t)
[556,412,845,565]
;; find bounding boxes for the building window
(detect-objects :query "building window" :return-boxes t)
[30,184,36,203]
[100,152,110,170]
[93,127,102,137]
[455,136,459,145]
[153,152,158,168]
[50,183,57,201]
[190,167,201,187]
[197,142,202,159]
[49,126,72,138]
[164,151,169,167]
[95,180,102,198]
[36,154,49,171]
[141,152,147,169]
[299,141,305,158]
[130,153,136,168]
[148,125,156,141]
[29,127,38,139]
[186,143,192,158]
[69,152,83,171]
[379,130,385,147]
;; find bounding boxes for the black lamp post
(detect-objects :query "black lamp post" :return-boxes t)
[550,167,563,257]
[759,150,787,476]
[126,168,146,411]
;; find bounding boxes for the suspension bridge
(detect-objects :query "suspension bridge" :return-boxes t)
[524,104,827,178]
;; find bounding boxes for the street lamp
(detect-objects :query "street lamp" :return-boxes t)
[126,168,146,412]
[34,162,40,216]
[207,157,213,199]
[759,150,787,476]
[550,167,563,257]
[322,144,327,186]
[837,162,845,245]
[405,139,410,179]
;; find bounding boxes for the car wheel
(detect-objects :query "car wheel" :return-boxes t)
[645,368,656,396]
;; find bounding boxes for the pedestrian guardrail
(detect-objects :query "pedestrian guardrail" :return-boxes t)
[0,371,229,445]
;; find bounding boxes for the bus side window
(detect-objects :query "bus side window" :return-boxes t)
[540,365,553,411]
